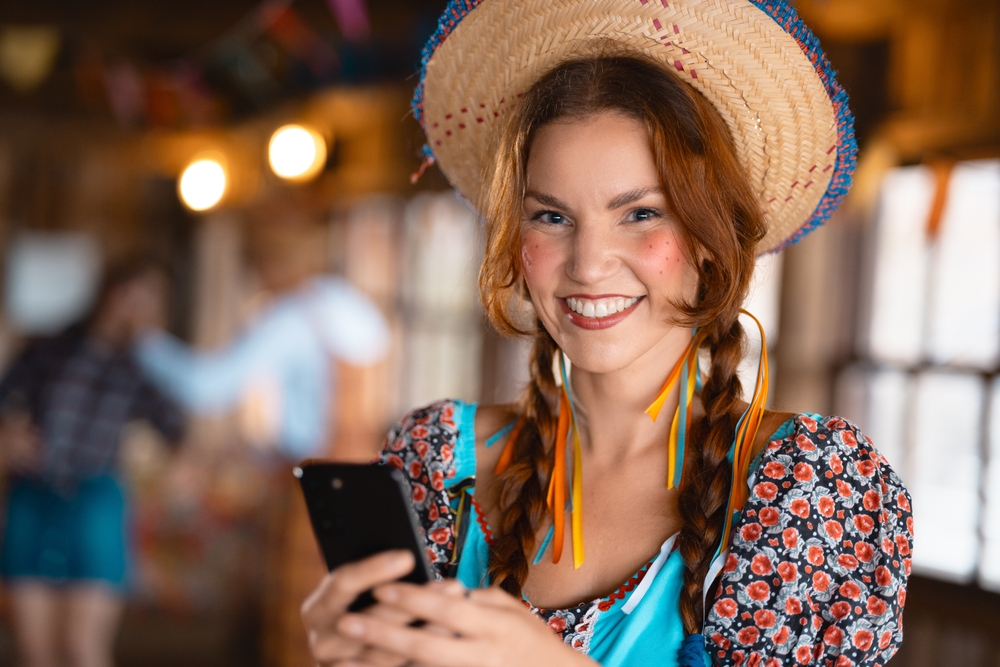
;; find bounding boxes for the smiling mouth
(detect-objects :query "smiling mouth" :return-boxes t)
[558,295,644,330]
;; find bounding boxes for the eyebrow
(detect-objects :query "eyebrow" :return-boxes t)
[524,187,662,212]
[605,187,662,210]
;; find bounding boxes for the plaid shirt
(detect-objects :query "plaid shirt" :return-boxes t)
[0,325,184,491]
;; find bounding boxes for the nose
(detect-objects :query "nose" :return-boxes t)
[566,220,620,285]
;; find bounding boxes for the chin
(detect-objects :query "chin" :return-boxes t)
[559,337,651,375]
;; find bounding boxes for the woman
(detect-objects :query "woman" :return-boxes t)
[302,1,912,665]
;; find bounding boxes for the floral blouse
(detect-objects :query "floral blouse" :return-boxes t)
[379,400,912,666]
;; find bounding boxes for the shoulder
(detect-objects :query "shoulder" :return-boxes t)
[706,414,912,666]
[379,399,476,488]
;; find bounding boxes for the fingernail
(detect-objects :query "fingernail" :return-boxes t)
[340,617,365,637]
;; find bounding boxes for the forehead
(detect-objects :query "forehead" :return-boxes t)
[525,113,660,200]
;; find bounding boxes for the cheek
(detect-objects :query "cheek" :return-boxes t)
[520,230,564,287]
[631,228,689,284]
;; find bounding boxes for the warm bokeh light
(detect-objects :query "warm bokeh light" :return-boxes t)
[178,158,227,211]
[268,124,327,181]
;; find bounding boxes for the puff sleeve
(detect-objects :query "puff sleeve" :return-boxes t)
[704,415,913,667]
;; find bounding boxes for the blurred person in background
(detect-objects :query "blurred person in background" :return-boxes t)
[0,258,184,667]
[133,213,391,463]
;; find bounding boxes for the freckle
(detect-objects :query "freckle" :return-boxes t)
[659,271,663,275]
[649,245,653,249]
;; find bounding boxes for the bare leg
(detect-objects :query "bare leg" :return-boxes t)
[10,581,60,667]
[64,584,123,667]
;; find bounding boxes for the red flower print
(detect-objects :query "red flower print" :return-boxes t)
[795,434,817,451]
[548,616,567,633]
[751,554,773,576]
[837,554,859,570]
[428,504,439,521]
[829,453,844,474]
[741,523,763,542]
[387,454,404,469]
[879,631,893,649]
[807,545,825,565]
[867,595,887,615]
[711,633,731,650]
[875,566,893,587]
[841,429,857,447]
[425,546,437,563]
[836,479,854,498]
[409,461,423,478]
[736,626,760,645]
[904,558,912,575]
[823,625,844,646]
[812,571,831,592]
[754,482,778,501]
[835,656,855,667]
[898,588,906,606]
[830,601,851,619]
[778,561,798,583]
[746,581,771,602]
[724,552,739,573]
[759,506,780,527]
[839,581,862,600]
[412,484,427,503]
[772,625,791,645]
[855,541,874,563]
[794,462,814,482]
[429,527,451,544]
[825,519,844,540]
[895,534,910,556]
[430,470,444,491]
[732,650,745,665]
[410,426,429,439]
[819,496,836,517]
[852,514,875,535]
[763,462,787,479]
[765,658,781,667]
[863,490,881,511]
[856,459,876,477]
[802,415,818,431]
[898,492,911,511]
[782,527,799,549]
[882,536,895,556]
[714,598,738,619]
[785,596,802,615]
[790,498,811,518]
[440,444,453,464]
[414,439,429,458]
[852,629,874,650]
[795,644,814,664]
[907,516,915,536]
[753,609,776,628]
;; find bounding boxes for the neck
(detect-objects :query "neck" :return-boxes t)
[567,326,694,463]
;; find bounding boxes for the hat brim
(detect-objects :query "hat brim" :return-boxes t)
[414,0,857,254]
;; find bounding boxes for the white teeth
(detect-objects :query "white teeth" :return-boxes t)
[565,296,639,318]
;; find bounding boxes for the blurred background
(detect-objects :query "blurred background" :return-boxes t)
[0,0,997,665]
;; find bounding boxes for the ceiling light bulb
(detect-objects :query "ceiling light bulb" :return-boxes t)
[268,124,326,181]
[178,158,227,211]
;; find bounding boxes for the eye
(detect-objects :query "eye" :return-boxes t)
[531,210,569,225]
[626,208,662,223]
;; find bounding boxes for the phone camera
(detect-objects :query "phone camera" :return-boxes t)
[331,478,343,490]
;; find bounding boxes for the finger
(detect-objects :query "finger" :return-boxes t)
[372,583,514,639]
[302,551,416,628]
[338,614,483,667]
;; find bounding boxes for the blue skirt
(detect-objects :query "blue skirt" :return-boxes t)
[0,475,128,589]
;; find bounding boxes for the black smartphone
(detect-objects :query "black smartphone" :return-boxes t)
[294,462,434,612]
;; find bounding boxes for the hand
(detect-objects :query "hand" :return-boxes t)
[302,550,430,666]
[335,581,595,667]
[0,412,42,475]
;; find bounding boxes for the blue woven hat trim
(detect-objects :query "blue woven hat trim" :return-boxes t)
[411,0,857,249]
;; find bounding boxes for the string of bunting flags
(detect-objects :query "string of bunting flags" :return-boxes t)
[1,0,372,128]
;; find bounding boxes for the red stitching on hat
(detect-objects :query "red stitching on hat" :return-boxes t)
[459,123,466,129]
[804,180,814,189]
[653,18,662,30]
[662,0,668,5]
[446,130,452,136]
[674,60,683,71]
[493,111,499,117]
[640,0,647,4]
[768,198,777,203]
[445,114,452,119]
[785,196,794,202]
[790,181,799,188]
[823,164,832,172]
[827,145,836,154]
[435,140,442,146]
[461,107,467,113]
[673,24,680,34]
[809,165,817,172]
[479,103,485,108]
[690,69,697,79]
[476,117,484,123]
[432,122,439,128]
[681,47,689,54]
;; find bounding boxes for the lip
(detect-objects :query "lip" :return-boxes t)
[557,295,644,330]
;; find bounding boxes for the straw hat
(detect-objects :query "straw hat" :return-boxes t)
[412,0,857,254]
